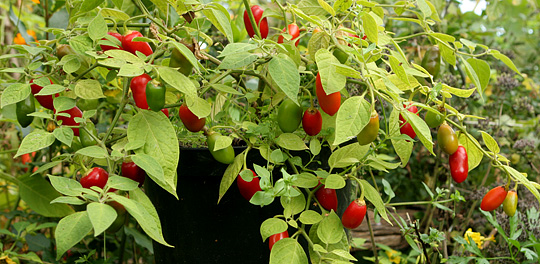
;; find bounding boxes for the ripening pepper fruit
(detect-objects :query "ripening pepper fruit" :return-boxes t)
[277,99,303,133]
[425,109,444,128]
[130,73,151,109]
[16,95,35,128]
[502,190,518,217]
[80,167,109,190]
[341,199,367,229]
[315,72,341,116]
[80,122,98,147]
[179,103,206,132]
[243,5,269,39]
[357,111,379,145]
[437,122,459,155]
[277,23,300,46]
[121,161,146,187]
[206,132,235,164]
[480,186,508,212]
[237,169,262,201]
[56,106,83,137]
[122,31,153,56]
[169,47,193,76]
[268,231,289,251]
[30,78,58,110]
[315,183,338,212]
[106,201,127,234]
[145,81,165,112]
[302,107,322,136]
[449,145,468,183]
[399,103,418,140]
[100,32,123,51]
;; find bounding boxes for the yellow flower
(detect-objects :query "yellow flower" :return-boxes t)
[0,255,17,264]
[385,249,402,264]
[32,0,40,4]
[464,228,495,249]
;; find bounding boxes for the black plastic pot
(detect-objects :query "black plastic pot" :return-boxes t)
[146,147,282,263]
[146,144,355,263]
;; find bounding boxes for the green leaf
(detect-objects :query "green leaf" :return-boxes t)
[76,146,108,158]
[292,172,319,188]
[333,96,371,145]
[202,3,233,43]
[170,42,200,72]
[260,218,288,241]
[218,151,245,203]
[269,238,308,264]
[15,130,56,158]
[438,40,455,66]
[127,110,179,198]
[480,131,499,154]
[416,0,432,18]
[276,133,308,151]
[333,0,353,13]
[218,43,257,58]
[75,79,105,99]
[35,84,65,96]
[185,94,211,119]
[325,174,346,189]
[48,175,83,196]
[316,49,346,94]
[333,63,363,79]
[53,126,74,147]
[402,109,434,155]
[308,32,330,60]
[504,165,540,202]
[51,196,85,205]
[1,83,30,108]
[212,135,232,151]
[467,58,490,96]
[389,109,413,166]
[111,192,172,247]
[218,52,258,70]
[53,96,76,113]
[19,174,74,218]
[210,84,242,95]
[281,194,305,217]
[118,63,145,77]
[80,0,105,14]
[461,57,483,100]
[490,50,520,75]
[360,180,391,224]
[442,84,475,98]
[310,138,321,156]
[361,11,378,45]
[55,211,93,260]
[131,153,165,185]
[87,203,116,236]
[328,143,369,169]
[269,56,300,104]
[157,66,197,98]
[318,0,336,16]
[388,55,409,85]
[317,211,343,244]
[458,134,483,172]
[299,210,323,225]
[88,14,107,41]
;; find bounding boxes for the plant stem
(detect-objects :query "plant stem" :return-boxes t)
[387,199,453,207]
[242,0,261,38]
[104,77,130,143]
[365,212,379,263]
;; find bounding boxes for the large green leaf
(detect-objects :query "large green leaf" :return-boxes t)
[315,49,346,94]
[55,211,92,260]
[19,174,74,217]
[127,110,179,197]
[333,96,371,145]
[268,55,300,104]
